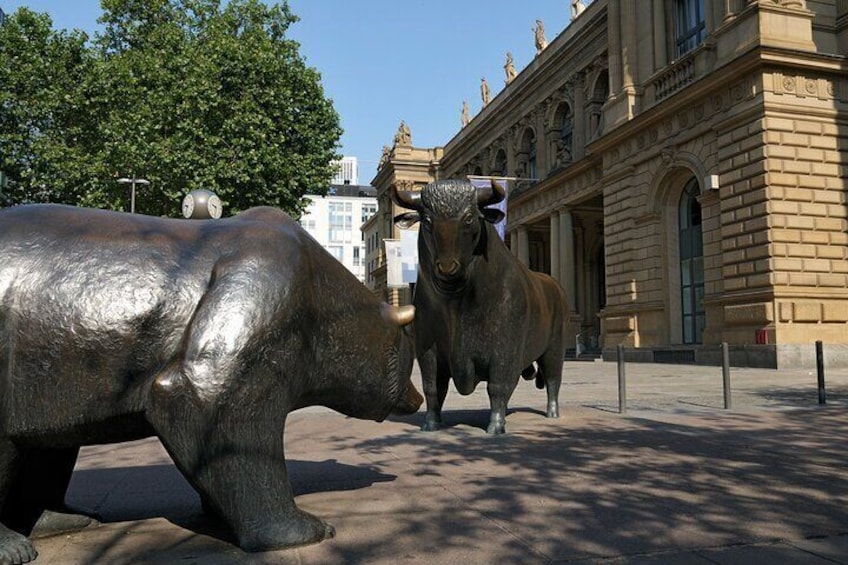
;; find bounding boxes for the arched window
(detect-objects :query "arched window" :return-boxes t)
[589,70,609,140]
[493,148,507,176]
[518,128,537,179]
[678,177,704,344]
[551,102,573,167]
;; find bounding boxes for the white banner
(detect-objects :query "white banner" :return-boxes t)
[385,239,404,288]
[400,229,418,284]
[470,177,508,240]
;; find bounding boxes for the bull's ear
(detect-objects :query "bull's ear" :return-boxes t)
[481,208,505,224]
[394,212,420,229]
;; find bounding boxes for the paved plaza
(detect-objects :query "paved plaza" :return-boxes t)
[29,361,848,564]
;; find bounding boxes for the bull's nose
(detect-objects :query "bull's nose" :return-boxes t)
[436,259,460,276]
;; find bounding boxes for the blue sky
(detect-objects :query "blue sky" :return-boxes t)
[2,1,573,184]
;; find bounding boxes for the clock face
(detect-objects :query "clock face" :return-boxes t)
[182,194,195,219]
[207,194,222,219]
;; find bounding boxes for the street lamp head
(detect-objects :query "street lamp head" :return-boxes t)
[117,177,150,185]
[116,176,151,214]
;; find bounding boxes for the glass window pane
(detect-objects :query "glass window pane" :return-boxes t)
[693,257,704,285]
[681,260,691,285]
[683,316,693,344]
[682,287,692,314]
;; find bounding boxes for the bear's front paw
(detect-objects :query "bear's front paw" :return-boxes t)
[238,509,334,552]
[0,527,37,565]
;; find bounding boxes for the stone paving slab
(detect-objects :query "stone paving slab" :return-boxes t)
[24,362,848,564]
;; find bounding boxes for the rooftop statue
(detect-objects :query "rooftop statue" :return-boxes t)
[480,77,491,107]
[504,52,517,84]
[571,0,586,18]
[461,100,471,128]
[393,120,412,146]
[534,19,548,55]
[379,144,391,168]
[0,204,421,563]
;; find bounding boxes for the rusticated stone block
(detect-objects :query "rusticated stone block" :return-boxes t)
[724,303,774,325]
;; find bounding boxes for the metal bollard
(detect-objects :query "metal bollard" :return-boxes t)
[816,340,826,405]
[722,342,731,410]
[617,344,627,414]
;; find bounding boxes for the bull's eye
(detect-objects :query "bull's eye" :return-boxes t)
[422,216,432,229]
[463,213,475,226]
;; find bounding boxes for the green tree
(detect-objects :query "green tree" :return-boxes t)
[0,0,341,217]
[0,9,98,207]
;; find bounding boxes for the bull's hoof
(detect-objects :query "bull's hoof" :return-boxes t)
[546,403,560,419]
[420,419,441,432]
[486,422,506,435]
[31,510,96,539]
[238,509,334,552]
[0,527,37,565]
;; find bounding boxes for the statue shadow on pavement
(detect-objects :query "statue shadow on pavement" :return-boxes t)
[60,459,396,544]
[389,407,547,433]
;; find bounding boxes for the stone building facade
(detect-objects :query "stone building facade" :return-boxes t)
[369,0,848,368]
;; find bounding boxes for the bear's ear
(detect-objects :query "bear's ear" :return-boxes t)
[481,208,505,224]
[394,212,421,229]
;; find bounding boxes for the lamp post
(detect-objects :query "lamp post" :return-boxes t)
[117,176,150,214]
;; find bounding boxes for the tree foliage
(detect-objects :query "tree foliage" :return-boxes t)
[0,0,341,217]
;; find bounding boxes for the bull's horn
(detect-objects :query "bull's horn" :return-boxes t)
[381,303,416,327]
[390,184,423,211]
[476,179,506,207]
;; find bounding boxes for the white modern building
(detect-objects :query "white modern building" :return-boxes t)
[331,156,359,186]
[299,184,377,283]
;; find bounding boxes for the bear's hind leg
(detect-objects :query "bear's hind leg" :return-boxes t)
[7,447,96,539]
[0,439,37,565]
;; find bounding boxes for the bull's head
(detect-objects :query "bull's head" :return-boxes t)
[391,179,505,294]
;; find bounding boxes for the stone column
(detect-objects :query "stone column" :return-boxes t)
[621,0,638,91]
[607,0,623,95]
[575,221,585,317]
[517,226,530,266]
[559,209,576,311]
[652,0,667,71]
[550,212,561,284]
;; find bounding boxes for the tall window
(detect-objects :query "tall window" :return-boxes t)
[679,178,704,344]
[674,0,706,57]
[328,201,352,243]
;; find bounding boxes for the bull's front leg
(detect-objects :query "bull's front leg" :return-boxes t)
[418,347,448,432]
[485,374,519,435]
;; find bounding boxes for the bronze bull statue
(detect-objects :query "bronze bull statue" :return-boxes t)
[0,204,422,564]
[392,179,567,435]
